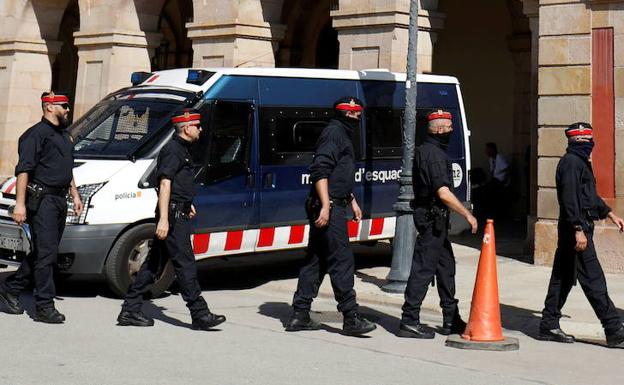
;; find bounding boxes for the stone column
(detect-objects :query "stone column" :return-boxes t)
[73,32,151,117]
[188,0,286,68]
[72,1,152,117]
[533,1,592,266]
[0,40,62,177]
[331,0,444,73]
[521,0,539,254]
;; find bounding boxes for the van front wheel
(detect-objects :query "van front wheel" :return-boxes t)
[104,223,175,298]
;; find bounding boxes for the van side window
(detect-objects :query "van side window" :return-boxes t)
[194,101,252,184]
[260,107,333,166]
[365,108,404,159]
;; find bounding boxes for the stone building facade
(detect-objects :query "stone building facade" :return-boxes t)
[1,0,623,270]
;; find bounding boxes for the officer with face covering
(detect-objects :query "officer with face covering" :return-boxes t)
[539,122,624,348]
[398,109,477,339]
[286,97,376,336]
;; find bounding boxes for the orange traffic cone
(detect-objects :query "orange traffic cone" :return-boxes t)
[445,219,519,351]
[462,219,504,341]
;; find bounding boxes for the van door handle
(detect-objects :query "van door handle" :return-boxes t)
[263,172,275,189]
[246,172,255,188]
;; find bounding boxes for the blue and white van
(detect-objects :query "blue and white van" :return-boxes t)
[0,68,471,296]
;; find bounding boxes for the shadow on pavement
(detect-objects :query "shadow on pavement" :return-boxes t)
[258,301,398,337]
[500,303,542,339]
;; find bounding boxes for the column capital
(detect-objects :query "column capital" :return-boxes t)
[73,30,149,49]
[331,7,445,32]
[186,21,286,42]
[0,39,62,56]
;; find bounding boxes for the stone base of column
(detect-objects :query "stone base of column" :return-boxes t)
[188,22,285,68]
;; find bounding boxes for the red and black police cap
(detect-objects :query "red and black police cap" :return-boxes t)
[334,97,364,112]
[565,122,593,138]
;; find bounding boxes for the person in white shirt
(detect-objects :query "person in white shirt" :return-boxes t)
[486,142,510,187]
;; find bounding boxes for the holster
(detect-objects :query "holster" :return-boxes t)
[427,205,448,237]
[169,201,192,221]
[26,183,44,212]
[305,196,321,221]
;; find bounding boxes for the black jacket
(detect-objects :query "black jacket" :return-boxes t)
[556,150,611,232]
[309,118,356,199]
[156,134,196,203]
[412,135,452,208]
[14,118,74,188]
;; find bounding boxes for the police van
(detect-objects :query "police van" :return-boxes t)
[0,68,471,296]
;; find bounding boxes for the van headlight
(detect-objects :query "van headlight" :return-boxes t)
[66,182,106,224]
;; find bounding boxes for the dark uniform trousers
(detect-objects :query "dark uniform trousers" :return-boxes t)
[122,213,209,319]
[401,207,459,325]
[541,224,621,334]
[292,205,358,315]
[4,194,67,309]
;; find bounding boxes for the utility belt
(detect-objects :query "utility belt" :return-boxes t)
[414,198,449,236]
[304,195,352,221]
[26,182,69,211]
[168,200,192,220]
[330,196,351,208]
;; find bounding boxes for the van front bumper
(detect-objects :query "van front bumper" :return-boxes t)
[0,221,127,277]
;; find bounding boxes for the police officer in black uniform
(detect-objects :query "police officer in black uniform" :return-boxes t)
[286,97,376,336]
[0,92,83,323]
[539,122,624,348]
[398,110,477,339]
[117,109,225,330]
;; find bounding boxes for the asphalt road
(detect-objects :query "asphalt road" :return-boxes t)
[0,248,623,385]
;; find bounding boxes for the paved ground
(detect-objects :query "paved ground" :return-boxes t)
[1,239,624,385]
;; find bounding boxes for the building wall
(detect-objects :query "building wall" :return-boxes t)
[533,0,624,272]
[2,0,624,271]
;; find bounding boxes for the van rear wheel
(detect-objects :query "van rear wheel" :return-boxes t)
[104,223,175,298]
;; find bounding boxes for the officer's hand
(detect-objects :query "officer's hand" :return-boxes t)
[189,205,197,219]
[608,213,624,233]
[156,218,169,240]
[11,203,26,225]
[575,230,588,252]
[72,196,83,218]
[466,214,478,234]
[315,206,330,228]
[351,200,362,223]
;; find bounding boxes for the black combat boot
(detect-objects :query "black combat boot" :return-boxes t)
[192,312,226,330]
[440,315,467,335]
[0,285,24,314]
[397,322,435,339]
[606,326,624,348]
[35,307,66,324]
[117,310,154,327]
[537,327,575,343]
[343,312,376,336]
[285,310,321,332]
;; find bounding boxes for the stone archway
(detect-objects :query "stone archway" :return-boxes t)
[278,0,338,68]
[51,0,79,120]
[433,0,533,226]
[152,0,194,70]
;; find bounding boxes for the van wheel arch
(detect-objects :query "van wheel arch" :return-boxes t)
[104,222,175,298]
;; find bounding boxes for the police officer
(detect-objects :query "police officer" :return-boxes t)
[0,92,83,323]
[286,97,376,336]
[398,110,477,339]
[117,109,225,330]
[539,122,624,348]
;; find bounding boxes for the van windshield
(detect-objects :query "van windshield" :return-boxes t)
[71,96,186,158]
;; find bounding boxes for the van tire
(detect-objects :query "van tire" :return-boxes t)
[104,223,175,298]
